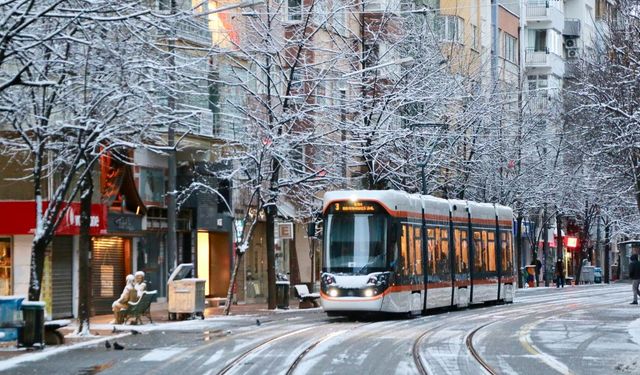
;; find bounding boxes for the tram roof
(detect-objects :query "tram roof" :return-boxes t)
[323,190,513,223]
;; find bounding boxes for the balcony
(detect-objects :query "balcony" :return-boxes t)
[364,0,401,14]
[564,18,581,36]
[175,17,211,47]
[525,48,565,76]
[525,1,564,31]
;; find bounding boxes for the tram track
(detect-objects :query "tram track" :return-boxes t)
[284,322,375,375]
[216,325,320,375]
[466,322,499,375]
[217,321,378,375]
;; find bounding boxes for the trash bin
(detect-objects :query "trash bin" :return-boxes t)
[167,263,206,320]
[276,281,290,309]
[525,265,536,287]
[19,301,45,348]
[0,297,24,342]
[594,267,603,283]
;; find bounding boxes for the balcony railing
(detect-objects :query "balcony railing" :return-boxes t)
[175,18,211,46]
[525,48,549,65]
[526,2,549,18]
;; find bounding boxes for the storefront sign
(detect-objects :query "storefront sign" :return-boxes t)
[108,213,143,233]
[278,223,294,239]
[0,201,107,235]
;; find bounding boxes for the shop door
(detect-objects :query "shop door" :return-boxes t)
[92,237,125,315]
[209,232,230,297]
[52,237,73,318]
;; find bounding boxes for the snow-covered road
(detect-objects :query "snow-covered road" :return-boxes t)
[4,284,639,375]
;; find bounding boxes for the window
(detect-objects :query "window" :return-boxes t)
[454,229,469,273]
[503,33,517,63]
[332,2,347,35]
[287,0,302,22]
[438,227,450,276]
[0,238,10,296]
[473,231,483,273]
[413,227,422,276]
[400,225,409,276]
[471,24,478,50]
[501,232,513,273]
[527,74,548,92]
[139,168,165,203]
[487,231,496,272]
[437,15,464,44]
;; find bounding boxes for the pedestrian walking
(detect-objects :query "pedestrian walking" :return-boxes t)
[555,259,565,288]
[630,254,640,305]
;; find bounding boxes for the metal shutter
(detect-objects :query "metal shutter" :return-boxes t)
[52,237,73,318]
[91,237,125,315]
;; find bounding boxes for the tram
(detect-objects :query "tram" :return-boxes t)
[320,190,515,315]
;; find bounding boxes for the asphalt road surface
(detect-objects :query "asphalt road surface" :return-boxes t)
[5,283,640,375]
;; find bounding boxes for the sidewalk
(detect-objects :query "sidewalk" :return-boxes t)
[0,298,320,365]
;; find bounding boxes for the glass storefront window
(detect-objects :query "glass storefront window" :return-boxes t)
[0,238,11,295]
[139,168,165,203]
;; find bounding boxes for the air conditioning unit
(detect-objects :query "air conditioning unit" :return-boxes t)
[565,38,577,48]
[567,49,579,59]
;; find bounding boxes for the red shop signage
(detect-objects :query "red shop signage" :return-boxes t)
[0,201,107,235]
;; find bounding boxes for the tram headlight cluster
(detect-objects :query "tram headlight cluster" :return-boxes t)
[363,288,374,297]
[328,288,339,297]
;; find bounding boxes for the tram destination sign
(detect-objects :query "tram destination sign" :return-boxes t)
[329,201,382,214]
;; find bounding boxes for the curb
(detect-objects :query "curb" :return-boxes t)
[0,332,131,372]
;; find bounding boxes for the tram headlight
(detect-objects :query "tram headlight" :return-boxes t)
[329,288,339,297]
[363,288,374,297]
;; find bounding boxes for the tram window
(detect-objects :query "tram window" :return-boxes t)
[473,231,483,273]
[408,226,415,275]
[461,231,469,273]
[427,228,436,275]
[454,229,461,273]
[400,225,408,276]
[501,232,513,272]
[414,226,422,276]
[439,227,449,275]
[487,231,496,272]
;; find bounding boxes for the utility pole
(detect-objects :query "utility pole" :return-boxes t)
[516,213,523,288]
[166,0,178,290]
[543,204,550,287]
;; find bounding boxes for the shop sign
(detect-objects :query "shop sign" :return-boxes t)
[108,213,143,233]
[278,223,294,239]
[0,201,107,235]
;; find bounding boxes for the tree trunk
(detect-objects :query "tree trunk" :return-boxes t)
[77,168,93,335]
[516,215,523,288]
[223,250,243,316]
[266,205,276,310]
[28,238,48,301]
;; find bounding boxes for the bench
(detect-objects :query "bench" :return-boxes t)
[44,319,70,345]
[120,291,157,325]
[293,284,320,309]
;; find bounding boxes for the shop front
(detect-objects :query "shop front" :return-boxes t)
[0,201,107,318]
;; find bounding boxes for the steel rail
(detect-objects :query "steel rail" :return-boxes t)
[466,322,499,375]
[285,322,374,375]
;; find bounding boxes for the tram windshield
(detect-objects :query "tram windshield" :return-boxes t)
[324,213,387,274]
